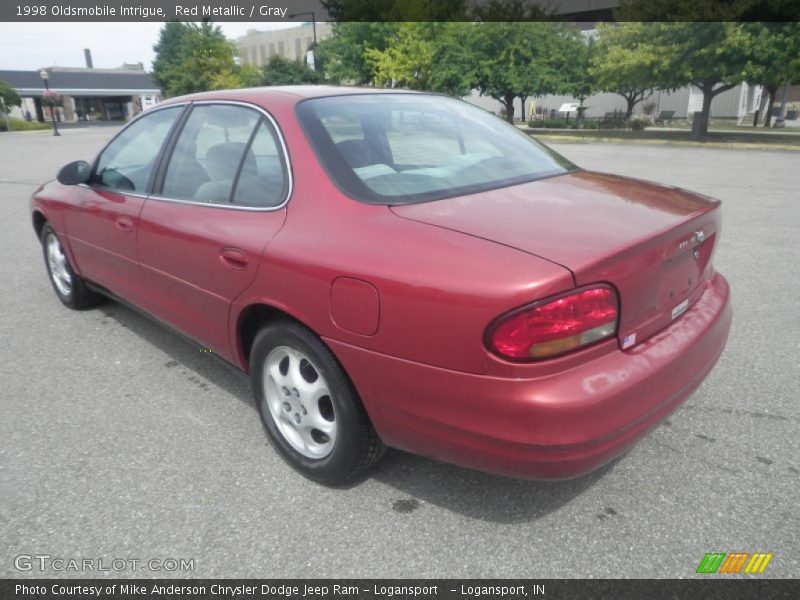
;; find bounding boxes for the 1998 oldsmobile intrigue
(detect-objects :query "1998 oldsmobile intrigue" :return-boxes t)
[31,87,731,483]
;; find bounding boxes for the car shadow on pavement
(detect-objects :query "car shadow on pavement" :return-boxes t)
[98,302,254,407]
[99,300,615,523]
[366,449,617,524]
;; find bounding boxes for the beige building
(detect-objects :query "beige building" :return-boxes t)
[236,23,333,67]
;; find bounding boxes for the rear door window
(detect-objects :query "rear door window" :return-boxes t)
[161,105,259,204]
[230,121,289,208]
[160,104,289,208]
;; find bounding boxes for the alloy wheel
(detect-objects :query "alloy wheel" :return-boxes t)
[262,345,337,459]
[46,233,72,296]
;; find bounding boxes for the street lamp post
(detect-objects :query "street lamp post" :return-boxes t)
[38,68,60,137]
[287,11,317,70]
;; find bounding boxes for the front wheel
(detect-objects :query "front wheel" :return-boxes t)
[251,320,385,484]
[40,224,102,310]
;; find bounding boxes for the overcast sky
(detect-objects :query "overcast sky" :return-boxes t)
[0,22,298,71]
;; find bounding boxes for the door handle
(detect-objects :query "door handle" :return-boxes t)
[219,248,249,270]
[115,216,134,232]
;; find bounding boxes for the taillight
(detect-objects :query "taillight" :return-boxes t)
[486,285,618,361]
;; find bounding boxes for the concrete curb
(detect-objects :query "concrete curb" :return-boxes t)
[527,132,800,152]
[0,128,53,135]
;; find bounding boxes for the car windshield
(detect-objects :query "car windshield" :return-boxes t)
[296,93,577,205]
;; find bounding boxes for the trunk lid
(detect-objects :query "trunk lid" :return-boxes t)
[390,171,720,349]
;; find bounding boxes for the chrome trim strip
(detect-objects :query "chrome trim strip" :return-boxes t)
[146,194,287,212]
[77,183,149,200]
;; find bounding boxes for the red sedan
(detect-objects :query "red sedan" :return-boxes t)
[31,87,731,483]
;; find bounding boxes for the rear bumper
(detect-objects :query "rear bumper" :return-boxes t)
[327,272,731,479]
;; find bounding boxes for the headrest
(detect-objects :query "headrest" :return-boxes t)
[205,142,256,181]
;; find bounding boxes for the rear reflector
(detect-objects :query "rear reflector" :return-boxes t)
[487,285,618,361]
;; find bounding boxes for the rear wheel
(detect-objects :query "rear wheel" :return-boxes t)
[251,319,385,484]
[41,224,102,310]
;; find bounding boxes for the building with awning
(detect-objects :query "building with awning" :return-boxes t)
[0,65,161,123]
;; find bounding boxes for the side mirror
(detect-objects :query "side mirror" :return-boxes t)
[57,160,92,186]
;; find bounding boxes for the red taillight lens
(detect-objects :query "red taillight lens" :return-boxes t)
[487,286,618,360]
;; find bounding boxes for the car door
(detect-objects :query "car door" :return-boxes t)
[135,102,291,358]
[63,105,185,301]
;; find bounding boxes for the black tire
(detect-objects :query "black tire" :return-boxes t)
[40,224,102,310]
[251,319,385,484]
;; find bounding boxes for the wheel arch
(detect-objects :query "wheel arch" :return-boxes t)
[236,302,319,371]
[32,210,47,239]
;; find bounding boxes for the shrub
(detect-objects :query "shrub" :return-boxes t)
[528,118,571,128]
[0,118,51,132]
[527,118,602,130]
[600,110,627,129]
[629,116,653,131]
[578,119,602,130]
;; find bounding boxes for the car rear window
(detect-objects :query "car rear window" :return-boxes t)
[295,93,577,205]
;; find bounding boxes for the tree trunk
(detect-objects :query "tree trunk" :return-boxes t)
[763,85,777,127]
[774,81,790,128]
[692,86,714,141]
[503,92,515,124]
[519,96,526,123]
[624,94,636,120]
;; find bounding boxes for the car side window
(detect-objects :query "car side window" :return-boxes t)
[94,106,182,193]
[230,120,289,208]
[161,105,260,204]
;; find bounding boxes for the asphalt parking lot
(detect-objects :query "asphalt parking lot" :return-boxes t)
[1,127,797,579]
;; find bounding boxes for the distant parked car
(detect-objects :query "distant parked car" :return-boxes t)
[31,87,731,483]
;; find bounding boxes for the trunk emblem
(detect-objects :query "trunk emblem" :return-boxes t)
[694,230,705,243]
[671,299,689,320]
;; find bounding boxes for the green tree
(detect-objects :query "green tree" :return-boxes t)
[428,23,481,97]
[557,29,597,122]
[592,22,753,139]
[238,64,263,88]
[649,23,753,139]
[472,22,569,123]
[590,23,659,119]
[153,21,245,97]
[0,80,22,112]
[152,22,191,94]
[365,23,440,89]
[259,55,320,86]
[744,22,800,126]
[315,22,396,85]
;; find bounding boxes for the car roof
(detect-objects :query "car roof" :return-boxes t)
[161,85,422,108]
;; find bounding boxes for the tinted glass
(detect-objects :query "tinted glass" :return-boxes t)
[296,94,577,205]
[94,106,181,193]
[231,121,289,208]
[162,105,260,203]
